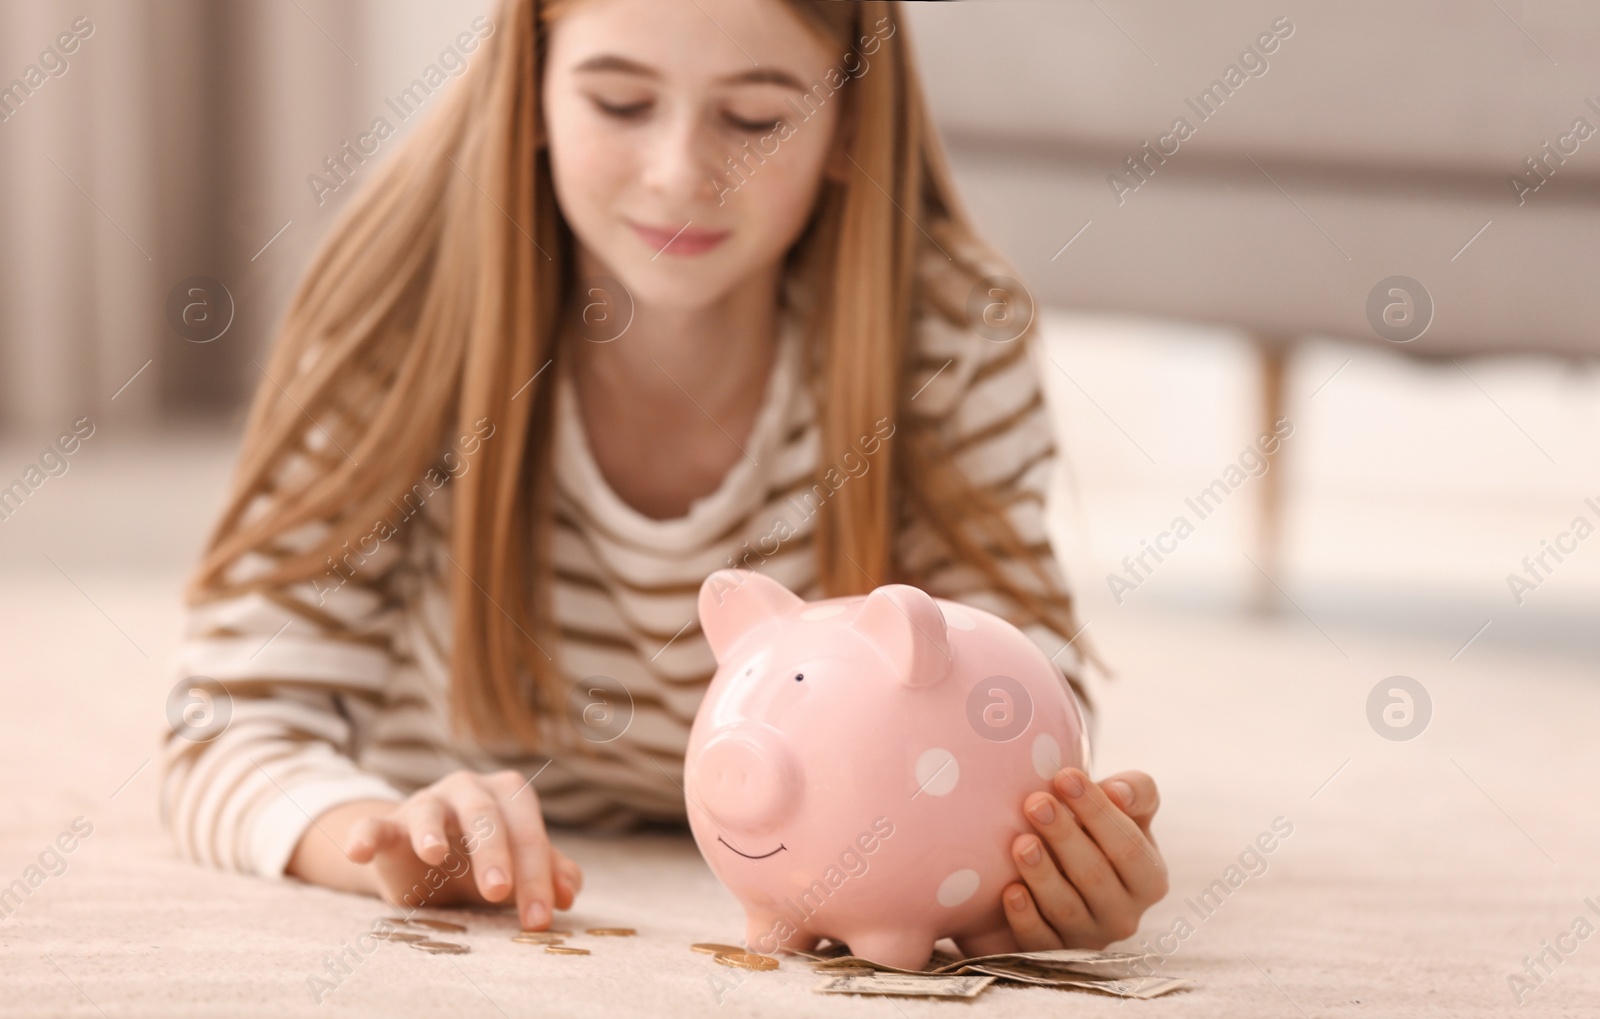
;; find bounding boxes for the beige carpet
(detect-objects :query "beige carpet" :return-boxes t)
[3,557,1597,1018]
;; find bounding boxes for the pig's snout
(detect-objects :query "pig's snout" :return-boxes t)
[693,726,801,831]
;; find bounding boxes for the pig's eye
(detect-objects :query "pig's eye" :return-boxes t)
[794,672,805,682]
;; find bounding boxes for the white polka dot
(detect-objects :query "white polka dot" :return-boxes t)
[940,603,977,630]
[801,603,847,620]
[1032,733,1062,781]
[914,748,959,796]
[936,869,980,907]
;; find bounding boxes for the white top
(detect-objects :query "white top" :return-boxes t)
[553,307,806,550]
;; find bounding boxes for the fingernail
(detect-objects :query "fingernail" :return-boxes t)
[1005,888,1027,911]
[421,834,443,851]
[525,901,550,928]
[485,867,508,890]
[1058,769,1085,798]
[1027,797,1055,825]
[1109,779,1134,809]
[1019,837,1043,865]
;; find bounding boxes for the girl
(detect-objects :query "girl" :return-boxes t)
[160,0,1168,955]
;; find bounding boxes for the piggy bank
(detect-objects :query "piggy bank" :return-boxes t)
[684,568,1091,970]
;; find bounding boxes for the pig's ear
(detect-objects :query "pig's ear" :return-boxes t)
[850,584,952,688]
[698,569,804,662]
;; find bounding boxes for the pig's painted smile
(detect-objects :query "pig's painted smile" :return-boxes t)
[718,836,787,860]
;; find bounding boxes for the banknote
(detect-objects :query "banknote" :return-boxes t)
[812,947,1163,979]
[814,973,997,999]
[964,965,1194,998]
[936,948,1165,978]
[810,947,1192,996]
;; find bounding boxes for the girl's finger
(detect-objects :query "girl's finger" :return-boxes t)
[551,849,577,881]
[345,814,404,863]
[487,770,557,930]
[1001,882,1065,952]
[1054,768,1167,902]
[1011,829,1096,938]
[402,794,451,866]
[1023,789,1129,925]
[551,852,583,908]
[1099,770,1161,832]
[438,776,514,903]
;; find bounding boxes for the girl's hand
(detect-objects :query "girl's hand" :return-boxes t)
[1002,768,1167,949]
[343,770,583,930]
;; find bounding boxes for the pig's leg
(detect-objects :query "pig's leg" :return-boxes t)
[839,929,938,971]
[780,930,822,955]
[742,915,813,956]
[953,926,1020,960]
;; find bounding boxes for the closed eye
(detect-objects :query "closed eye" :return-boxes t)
[726,114,781,133]
[594,98,650,120]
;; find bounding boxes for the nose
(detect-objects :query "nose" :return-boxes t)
[641,112,721,207]
[692,726,801,831]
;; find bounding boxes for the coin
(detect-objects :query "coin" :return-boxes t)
[713,951,779,971]
[373,931,429,943]
[519,929,572,937]
[408,919,468,933]
[513,932,567,943]
[410,940,471,954]
[545,945,591,955]
[586,927,635,936]
[691,943,747,956]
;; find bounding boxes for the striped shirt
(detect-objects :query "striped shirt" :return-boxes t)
[158,279,1094,879]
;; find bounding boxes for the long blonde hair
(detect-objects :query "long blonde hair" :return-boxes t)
[186,0,1094,754]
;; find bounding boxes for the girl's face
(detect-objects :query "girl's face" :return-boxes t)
[541,0,849,313]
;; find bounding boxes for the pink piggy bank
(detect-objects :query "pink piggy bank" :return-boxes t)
[685,568,1091,970]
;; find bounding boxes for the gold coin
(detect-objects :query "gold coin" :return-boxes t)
[513,932,567,943]
[408,919,468,933]
[585,927,636,936]
[374,931,429,943]
[691,943,747,956]
[713,951,779,972]
[545,945,591,955]
[410,940,471,954]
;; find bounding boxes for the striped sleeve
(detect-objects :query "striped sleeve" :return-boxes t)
[899,307,1098,745]
[158,423,410,879]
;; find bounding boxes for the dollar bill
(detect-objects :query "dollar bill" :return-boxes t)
[810,947,1191,996]
[813,947,1163,979]
[964,965,1193,998]
[936,948,1164,978]
[814,973,997,999]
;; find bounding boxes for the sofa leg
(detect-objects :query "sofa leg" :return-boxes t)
[1254,340,1290,615]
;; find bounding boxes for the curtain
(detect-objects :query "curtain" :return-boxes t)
[0,0,487,432]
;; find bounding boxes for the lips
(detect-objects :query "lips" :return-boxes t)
[628,219,730,256]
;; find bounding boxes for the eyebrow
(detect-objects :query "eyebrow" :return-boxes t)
[572,54,807,91]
